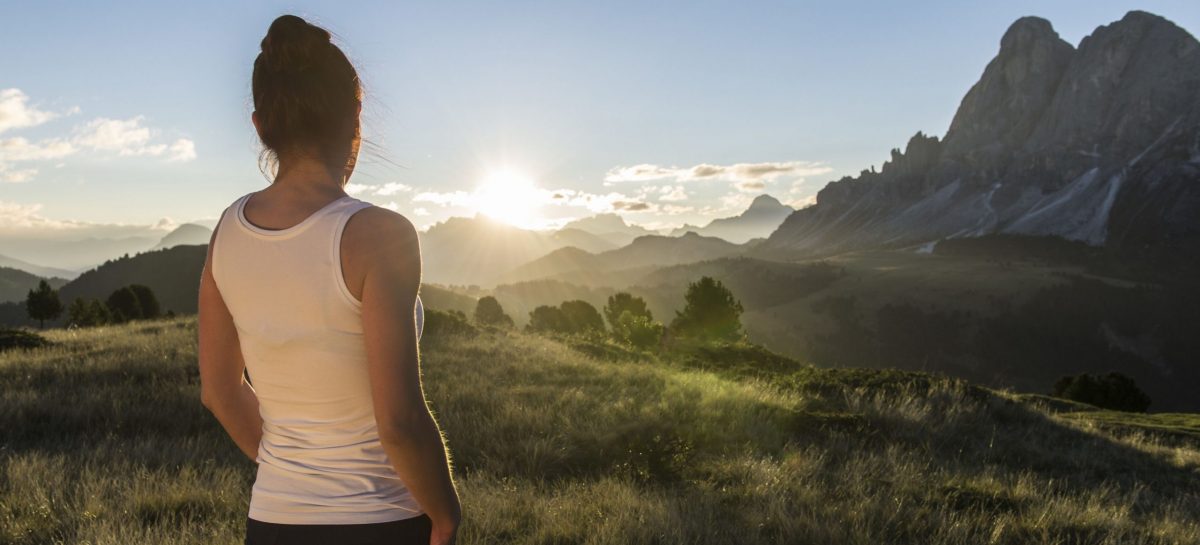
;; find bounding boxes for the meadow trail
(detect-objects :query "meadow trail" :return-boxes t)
[1,316,1198,544]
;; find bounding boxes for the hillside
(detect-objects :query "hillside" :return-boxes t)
[0,266,69,304]
[1,316,1196,544]
[754,11,1200,267]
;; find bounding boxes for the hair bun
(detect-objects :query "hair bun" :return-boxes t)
[259,14,332,72]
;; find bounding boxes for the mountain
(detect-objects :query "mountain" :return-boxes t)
[0,236,159,273]
[561,213,659,247]
[498,231,748,285]
[669,194,794,243]
[548,227,619,254]
[151,223,213,250]
[0,254,78,280]
[754,11,1200,268]
[417,214,564,287]
[0,266,70,304]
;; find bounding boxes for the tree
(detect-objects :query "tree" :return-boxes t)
[473,296,514,328]
[560,300,605,334]
[25,279,64,329]
[669,276,744,342]
[128,284,161,319]
[106,286,143,323]
[616,310,664,348]
[603,292,652,330]
[1053,372,1152,412]
[67,298,91,327]
[526,305,569,334]
[88,298,112,325]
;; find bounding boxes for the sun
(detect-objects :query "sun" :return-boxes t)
[474,169,544,228]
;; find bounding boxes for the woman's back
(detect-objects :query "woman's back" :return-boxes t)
[211,190,425,524]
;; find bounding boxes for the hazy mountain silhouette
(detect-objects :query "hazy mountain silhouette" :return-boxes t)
[151,223,213,250]
[498,231,748,285]
[669,194,794,243]
[0,254,78,280]
[754,11,1200,268]
[560,213,660,247]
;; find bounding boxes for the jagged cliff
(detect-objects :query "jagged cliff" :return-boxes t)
[755,11,1200,263]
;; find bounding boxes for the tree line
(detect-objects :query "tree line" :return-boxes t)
[24,279,170,328]
[472,275,745,349]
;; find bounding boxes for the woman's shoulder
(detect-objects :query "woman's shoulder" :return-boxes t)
[342,204,422,262]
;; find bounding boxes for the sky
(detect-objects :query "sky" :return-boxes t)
[2,0,1198,240]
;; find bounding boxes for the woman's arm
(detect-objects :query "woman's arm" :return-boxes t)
[350,208,462,540]
[197,219,263,461]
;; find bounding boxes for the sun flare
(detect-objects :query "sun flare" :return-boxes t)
[474,169,544,228]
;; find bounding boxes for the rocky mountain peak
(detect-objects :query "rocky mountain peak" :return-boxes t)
[941,16,1074,163]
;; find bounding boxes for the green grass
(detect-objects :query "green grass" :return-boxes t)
[1,317,1198,544]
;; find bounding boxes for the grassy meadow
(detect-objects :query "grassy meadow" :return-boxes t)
[1,316,1199,544]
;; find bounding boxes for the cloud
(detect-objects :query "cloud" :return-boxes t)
[0,163,38,183]
[0,137,76,161]
[658,184,688,202]
[735,180,766,192]
[605,160,832,184]
[351,181,412,197]
[0,92,197,182]
[0,88,75,134]
[72,116,196,161]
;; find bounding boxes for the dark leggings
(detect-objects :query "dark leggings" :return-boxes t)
[244,513,432,545]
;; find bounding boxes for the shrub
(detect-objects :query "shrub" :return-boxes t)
[526,305,570,334]
[1052,372,1152,412]
[615,310,663,349]
[0,328,51,352]
[603,292,652,329]
[423,308,478,339]
[560,299,605,335]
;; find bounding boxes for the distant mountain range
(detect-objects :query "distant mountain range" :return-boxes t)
[0,223,214,279]
[418,196,784,287]
[753,11,1200,267]
[669,194,794,243]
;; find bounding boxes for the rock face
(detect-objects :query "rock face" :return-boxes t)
[755,11,1200,263]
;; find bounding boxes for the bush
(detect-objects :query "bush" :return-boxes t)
[1052,372,1152,412]
[67,297,111,327]
[560,300,605,335]
[423,308,478,339]
[526,305,570,334]
[0,328,51,352]
[604,292,652,329]
[615,310,663,349]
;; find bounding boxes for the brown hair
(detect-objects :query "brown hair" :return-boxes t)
[252,14,363,180]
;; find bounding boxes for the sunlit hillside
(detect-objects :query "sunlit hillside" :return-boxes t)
[2,316,1197,544]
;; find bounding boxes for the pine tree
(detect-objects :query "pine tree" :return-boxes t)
[25,279,64,329]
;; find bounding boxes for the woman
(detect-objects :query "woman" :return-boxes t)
[197,14,461,545]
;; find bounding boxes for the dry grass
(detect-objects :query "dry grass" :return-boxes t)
[1,317,1197,544]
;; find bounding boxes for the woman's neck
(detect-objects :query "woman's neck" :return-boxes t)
[270,155,347,197]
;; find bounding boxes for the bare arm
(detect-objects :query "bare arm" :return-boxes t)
[354,210,462,535]
[198,216,263,461]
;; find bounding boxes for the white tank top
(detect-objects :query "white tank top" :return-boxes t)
[211,191,425,524]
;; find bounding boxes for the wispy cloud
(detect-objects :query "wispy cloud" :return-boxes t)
[348,181,413,197]
[605,160,832,184]
[0,89,196,182]
[0,88,76,134]
[73,116,196,161]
